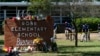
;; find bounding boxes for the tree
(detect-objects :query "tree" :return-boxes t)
[70,0,93,47]
[28,0,51,15]
[69,0,78,47]
[70,0,100,47]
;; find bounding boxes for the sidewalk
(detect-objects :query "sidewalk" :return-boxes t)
[56,33,99,40]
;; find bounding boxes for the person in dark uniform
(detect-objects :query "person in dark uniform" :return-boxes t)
[65,21,72,40]
[81,24,89,42]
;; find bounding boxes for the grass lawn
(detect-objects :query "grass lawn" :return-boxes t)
[0,35,100,56]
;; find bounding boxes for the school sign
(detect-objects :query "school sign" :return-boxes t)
[4,18,53,47]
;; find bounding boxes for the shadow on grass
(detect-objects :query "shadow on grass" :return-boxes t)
[57,52,100,56]
[82,52,100,56]
[57,45,100,56]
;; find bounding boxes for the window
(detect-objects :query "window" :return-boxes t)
[62,16,71,23]
[51,11,60,16]
[52,16,60,23]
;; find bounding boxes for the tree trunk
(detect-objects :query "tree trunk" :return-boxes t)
[72,20,78,47]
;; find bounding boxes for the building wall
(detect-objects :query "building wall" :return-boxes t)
[0,1,100,24]
[0,0,100,33]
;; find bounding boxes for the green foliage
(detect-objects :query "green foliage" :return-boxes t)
[0,0,29,2]
[0,40,4,45]
[97,0,100,1]
[76,17,100,31]
[28,0,51,15]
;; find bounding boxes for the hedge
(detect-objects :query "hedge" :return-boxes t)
[76,17,100,32]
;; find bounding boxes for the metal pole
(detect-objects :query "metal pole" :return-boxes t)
[22,10,25,17]
[17,10,20,17]
[4,10,6,20]
[60,7,62,24]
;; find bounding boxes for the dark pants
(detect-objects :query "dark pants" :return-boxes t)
[7,51,19,56]
[42,44,48,52]
[51,42,58,52]
[36,44,42,51]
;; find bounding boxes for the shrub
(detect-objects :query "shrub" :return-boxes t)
[76,17,100,32]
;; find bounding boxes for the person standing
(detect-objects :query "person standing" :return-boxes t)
[71,25,75,41]
[65,21,72,40]
[53,23,57,39]
[98,24,100,40]
[50,37,58,52]
[81,24,89,42]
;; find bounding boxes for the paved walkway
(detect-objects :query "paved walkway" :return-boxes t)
[56,33,99,40]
